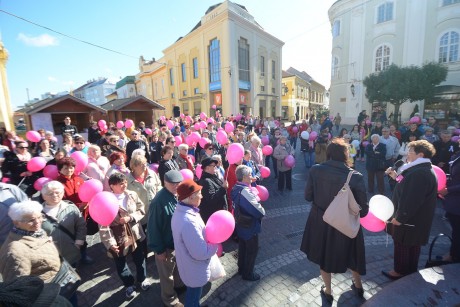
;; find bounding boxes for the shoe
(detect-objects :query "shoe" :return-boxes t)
[125,286,137,299]
[141,280,151,291]
[381,270,403,280]
[80,255,94,265]
[242,272,260,281]
[320,286,333,304]
[351,281,364,298]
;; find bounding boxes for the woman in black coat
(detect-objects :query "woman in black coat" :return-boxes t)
[158,145,179,185]
[384,140,438,279]
[300,138,368,302]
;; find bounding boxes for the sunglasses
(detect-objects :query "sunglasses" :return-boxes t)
[110,139,119,142]
[75,142,84,144]
[17,146,28,149]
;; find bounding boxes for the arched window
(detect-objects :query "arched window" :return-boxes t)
[439,31,459,63]
[375,45,391,72]
[331,56,339,79]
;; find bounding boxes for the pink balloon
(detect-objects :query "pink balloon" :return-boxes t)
[116,121,124,129]
[261,136,269,146]
[88,191,119,226]
[216,243,223,257]
[78,179,103,202]
[191,132,201,142]
[256,185,269,201]
[360,212,386,232]
[174,136,182,146]
[166,120,174,130]
[200,112,207,120]
[309,131,318,141]
[33,177,51,191]
[212,105,217,110]
[200,121,207,129]
[409,116,420,124]
[70,151,88,173]
[180,113,185,119]
[196,164,203,179]
[250,186,259,195]
[432,165,447,192]
[149,163,159,173]
[260,166,270,178]
[145,128,152,135]
[188,154,195,164]
[186,137,196,147]
[185,115,193,123]
[180,169,194,181]
[227,143,244,164]
[98,120,106,128]
[205,210,235,244]
[43,165,59,179]
[124,119,134,129]
[199,137,211,148]
[292,126,298,133]
[216,130,228,145]
[262,145,273,156]
[26,131,42,143]
[225,122,234,133]
[194,123,201,131]
[284,155,295,168]
[362,141,369,147]
[207,118,215,124]
[27,157,47,172]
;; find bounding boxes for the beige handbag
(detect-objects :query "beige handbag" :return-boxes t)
[323,170,361,238]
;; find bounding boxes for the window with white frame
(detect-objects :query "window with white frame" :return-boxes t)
[377,2,394,23]
[439,31,459,63]
[375,45,391,71]
[181,63,186,82]
[193,58,198,79]
[271,60,276,79]
[332,20,340,37]
[331,56,339,78]
[442,0,460,6]
[260,56,265,76]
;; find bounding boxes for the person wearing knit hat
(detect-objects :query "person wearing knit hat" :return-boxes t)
[171,179,218,307]
[147,170,185,307]
[0,276,72,307]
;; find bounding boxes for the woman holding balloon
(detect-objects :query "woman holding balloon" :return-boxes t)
[383,140,438,280]
[273,136,295,192]
[300,138,368,302]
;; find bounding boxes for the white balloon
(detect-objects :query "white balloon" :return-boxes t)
[301,131,309,140]
[351,140,360,149]
[369,195,394,221]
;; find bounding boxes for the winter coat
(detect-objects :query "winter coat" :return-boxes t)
[57,174,85,208]
[0,184,28,247]
[41,201,87,265]
[198,172,228,223]
[300,160,368,274]
[126,140,150,167]
[0,231,61,282]
[365,143,387,171]
[432,140,459,174]
[231,183,265,240]
[1,151,41,196]
[171,203,218,287]
[249,145,264,166]
[273,143,294,172]
[99,190,146,250]
[389,161,437,246]
[158,159,180,186]
[127,170,162,225]
[444,155,460,216]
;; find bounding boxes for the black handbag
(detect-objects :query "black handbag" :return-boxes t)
[425,233,453,268]
[51,257,81,299]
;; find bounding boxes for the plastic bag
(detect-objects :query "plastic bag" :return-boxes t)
[209,254,226,282]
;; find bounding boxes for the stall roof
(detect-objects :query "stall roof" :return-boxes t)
[99,95,165,111]
[15,94,107,115]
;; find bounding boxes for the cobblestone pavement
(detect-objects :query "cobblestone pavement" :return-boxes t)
[77,136,453,307]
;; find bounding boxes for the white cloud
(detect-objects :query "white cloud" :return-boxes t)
[62,80,75,86]
[17,33,59,47]
[48,76,57,82]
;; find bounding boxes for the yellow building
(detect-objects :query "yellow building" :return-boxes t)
[137,1,284,118]
[281,67,326,122]
[0,41,14,130]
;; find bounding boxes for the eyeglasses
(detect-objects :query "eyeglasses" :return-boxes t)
[17,146,28,149]
[110,139,119,142]
[75,142,84,144]
[207,148,214,150]
[131,133,139,136]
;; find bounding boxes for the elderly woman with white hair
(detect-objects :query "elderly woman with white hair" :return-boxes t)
[176,143,195,172]
[249,135,264,167]
[365,134,387,195]
[82,144,110,181]
[0,200,61,282]
[41,181,87,265]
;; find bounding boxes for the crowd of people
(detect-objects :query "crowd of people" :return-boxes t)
[0,110,459,305]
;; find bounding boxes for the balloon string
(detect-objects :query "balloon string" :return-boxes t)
[18,177,26,186]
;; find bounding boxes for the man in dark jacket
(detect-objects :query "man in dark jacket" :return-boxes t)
[231,165,265,281]
[365,134,387,195]
[383,140,438,279]
[60,117,78,136]
[198,157,228,223]
[126,130,150,167]
[432,130,459,174]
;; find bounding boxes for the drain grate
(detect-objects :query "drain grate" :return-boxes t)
[285,230,304,239]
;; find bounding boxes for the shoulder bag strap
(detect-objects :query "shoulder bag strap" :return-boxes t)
[345,170,354,186]
[42,211,76,241]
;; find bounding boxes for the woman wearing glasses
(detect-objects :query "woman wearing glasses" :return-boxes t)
[126,130,150,168]
[69,136,88,155]
[1,140,41,196]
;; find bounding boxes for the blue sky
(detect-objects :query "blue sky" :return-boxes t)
[1,0,335,109]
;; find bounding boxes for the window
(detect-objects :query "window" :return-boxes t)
[193,58,198,78]
[375,45,391,71]
[439,31,459,63]
[181,63,186,82]
[260,86,265,92]
[193,101,201,115]
[331,56,339,78]
[271,60,276,79]
[183,90,187,96]
[377,2,393,23]
[208,39,221,83]
[238,38,250,82]
[332,20,340,37]
[442,0,460,6]
[169,68,174,85]
[260,56,265,76]
[171,93,175,98]
[161,79,165,94]
[194,88,200,95]
[271,88,275,94]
